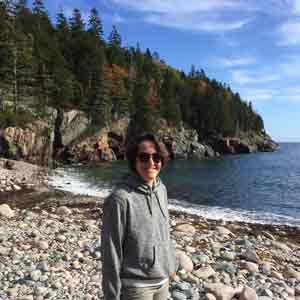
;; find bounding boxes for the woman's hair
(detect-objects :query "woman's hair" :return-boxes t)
[126,133,169,173]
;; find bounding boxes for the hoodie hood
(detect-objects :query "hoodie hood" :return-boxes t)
[121,172,162,195]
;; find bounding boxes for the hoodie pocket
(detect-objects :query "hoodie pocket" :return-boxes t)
[148,241,170,277]
[139,246,155,272]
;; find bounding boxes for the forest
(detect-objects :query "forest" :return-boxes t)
[0,0,264,139]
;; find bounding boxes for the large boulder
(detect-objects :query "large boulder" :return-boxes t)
[59,110,89,147]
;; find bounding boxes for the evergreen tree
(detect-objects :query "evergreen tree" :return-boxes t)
[69,8,85,33]
[32,0,46,16]
[131,77,153,133]
[56,9,68,32]
[160,70,181,126]
[88,8,103,41]
[108,25,121,47]
[107,25,124,66]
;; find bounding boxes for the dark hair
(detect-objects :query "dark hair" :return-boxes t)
[126,133,169,173]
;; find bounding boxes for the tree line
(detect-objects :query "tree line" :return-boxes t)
[0,0,264,138]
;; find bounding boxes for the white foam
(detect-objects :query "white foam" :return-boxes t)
[49,168,300,227]
[169,198,300,227]
[48,168,112,198]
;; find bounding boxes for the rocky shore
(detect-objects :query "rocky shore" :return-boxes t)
[0,187,299,300]
[0,158,51,193]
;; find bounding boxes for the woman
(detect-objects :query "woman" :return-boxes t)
[101,133,177,300]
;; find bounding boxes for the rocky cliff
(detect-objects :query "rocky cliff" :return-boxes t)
[0,109,57,166]
[0,108,278,166]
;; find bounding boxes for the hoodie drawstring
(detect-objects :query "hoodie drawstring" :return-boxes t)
[154,192,166,218]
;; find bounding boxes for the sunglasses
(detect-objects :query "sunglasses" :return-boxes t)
[137,152,162,164]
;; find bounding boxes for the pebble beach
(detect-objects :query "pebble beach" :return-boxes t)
[0,160,300,300]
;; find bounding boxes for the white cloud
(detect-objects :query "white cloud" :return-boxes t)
[145,13,249,33]
[231,70,280,85]
[242,88,274,101]
[110,0,241,14]
[111,13,125,23]
[110,0,300,34]
[278,21,300,45]
[217,57,256,67]
[232,70,256,84]
[292,0,300,14]
[110,0,251,33]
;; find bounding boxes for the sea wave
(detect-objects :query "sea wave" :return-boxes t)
[49,168,112,198]
[49,168,300,228]
[168,198,300,227]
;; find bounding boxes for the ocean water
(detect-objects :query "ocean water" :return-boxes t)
[50,143,300,227]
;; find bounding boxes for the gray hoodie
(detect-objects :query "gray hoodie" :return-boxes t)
[101,173,177,300]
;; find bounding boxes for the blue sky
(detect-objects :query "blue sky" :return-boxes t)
[32,0,300,142]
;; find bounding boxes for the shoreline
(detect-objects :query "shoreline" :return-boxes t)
[2,185,300,235]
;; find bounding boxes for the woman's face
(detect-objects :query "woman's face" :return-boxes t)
[136,140,162,185]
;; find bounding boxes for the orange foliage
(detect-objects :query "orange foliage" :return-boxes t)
[101,64,129,98]
[146,79,158,108]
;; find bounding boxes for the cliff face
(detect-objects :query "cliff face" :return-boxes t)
[206,132,278,155]
[0,108,278,166]
[0,109,57,166]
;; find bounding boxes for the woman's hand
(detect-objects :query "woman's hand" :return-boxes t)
[169,272,177,281]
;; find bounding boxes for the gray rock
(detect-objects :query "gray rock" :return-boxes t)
[221,251,236,261]
[240,249,260,263]
[0,204,15,218]
[205,293,217,300]
[176,250,194,272]
[239,286,258,300]
[216,226,234,236]
[204,283,235,300]
[271,241,291,252]
[175,224,196,234]
[244,262,259,273]
[36,241,49,250]
[56,206,72,216]
[260,262,272,275]
[215,262,236,275]
[193,266,215,280]
[30,270,41,281]
[285,267,300,280]
[172,290,188,300]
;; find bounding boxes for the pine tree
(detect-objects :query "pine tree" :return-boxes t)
[107,25,124,66]
[160,70,182,126]
[56,9,68,32]
[69,8,85,33]
[32,0,46,15]
[108,25,121,47]
[0,0,34,113]
[131,76,153,133]
[88,8,103,41]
